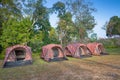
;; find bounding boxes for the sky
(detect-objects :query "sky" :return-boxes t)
[45,0,120,38]
[92,0,120,38]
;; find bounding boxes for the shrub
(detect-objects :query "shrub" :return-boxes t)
[0,50,5,60]
[98,38,120,48]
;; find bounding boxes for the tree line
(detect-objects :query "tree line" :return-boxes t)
[0,0,119,54]
[0,0,96,53]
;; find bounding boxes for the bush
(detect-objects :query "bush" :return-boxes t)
[98,38,120,48]
[0,54,5,60]
[0,50,5,60]
[0,45,2,53]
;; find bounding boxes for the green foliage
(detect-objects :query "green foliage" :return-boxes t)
[57,12,74,46]
[52,1,66,17]
[0,48,5,59]
[0,53,4,59]
[0,0,96,54]
[0,45,2,53]
[0,0,21,17]
[19,0,54,53]
[29,27,60,53]
[0,0,22,35]
[33,2,51,31]
[90,33,97,42]
[65,0,96,40]
[52,0,96,45]
[0,17,32,49]
[49,27,59,43]
[0,0,22,58]
[32,0,52,46]
[106,16,120,37]
[98,38,120,48]
[28,30,44,52]
[52,1,66,45]
[106,47,120,55]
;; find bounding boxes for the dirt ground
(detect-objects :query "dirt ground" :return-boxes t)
[0,55,120,80]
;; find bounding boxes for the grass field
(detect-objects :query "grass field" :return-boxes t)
[0,48,120,80]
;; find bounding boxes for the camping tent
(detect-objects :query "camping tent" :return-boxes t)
[64,43,91,58]
[41,44,68,62]
[87,42,105,55]
[3,45,32,68]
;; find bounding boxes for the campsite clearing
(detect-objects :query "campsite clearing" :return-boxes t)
[0,48,120,80]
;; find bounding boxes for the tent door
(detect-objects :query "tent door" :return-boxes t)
[74,47,81,57]
[15,50,25,61]
[78,47,82,56]
[79,47,90,56]
[52,48,59,58]
[86,48,91,55]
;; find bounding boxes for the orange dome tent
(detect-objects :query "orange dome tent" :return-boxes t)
[87,42,106,55]
[64,43,91,58]
[3,45,32,68]
[41,44,68,62]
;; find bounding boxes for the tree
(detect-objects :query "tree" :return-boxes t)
[49,27,59,43]
[0,0,22,35]
[102,22,108,30]
[52,1,74,45]
[33,0,51,44]
[20,0,52,52]
[65,0,96,40]
[0,17,32,49]
[58,12,74,45]
[106,16,120,37]
[0,0,22,53]
[52,1,66,17]
[0,0,54,53]
[90,33,97,42]
[52,1,66,45]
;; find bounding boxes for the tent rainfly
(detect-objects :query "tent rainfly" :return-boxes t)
[87,42,106,55]
[3,45,32,68]
[64,43,91,58]
[41,44,68,62]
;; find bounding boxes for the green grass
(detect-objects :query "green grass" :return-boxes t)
[106,47,120,55]
[32,53,47,65]
[0,48,120,80]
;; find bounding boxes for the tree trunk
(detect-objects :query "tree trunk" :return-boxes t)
[60,39,62,46]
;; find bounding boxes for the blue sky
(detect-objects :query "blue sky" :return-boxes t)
[45,0,120,38]
[92,0,120,38]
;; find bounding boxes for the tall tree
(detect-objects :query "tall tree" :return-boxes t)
[33,0,51,43]
[106,16,120,37]
[65,0,96,40]
[20,0,52,52]
[52,1,74,45]
[0,0,22,53]
[52,1,66,17]
[0,0,53,53]
[52,1,66,45]
[49,27,59,43]
[0,0,22,35]
[58,12,74,45]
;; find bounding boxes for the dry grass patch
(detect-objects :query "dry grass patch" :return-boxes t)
[0,54,120,80]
